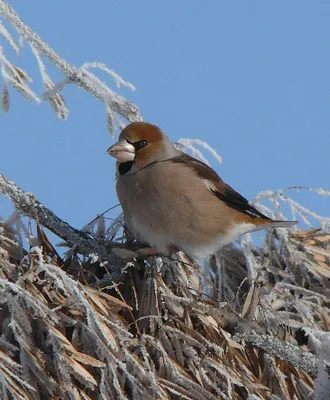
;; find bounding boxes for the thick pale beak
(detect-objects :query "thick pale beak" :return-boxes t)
[107,139,135,163]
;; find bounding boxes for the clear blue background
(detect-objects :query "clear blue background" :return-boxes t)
[1,1,329,235]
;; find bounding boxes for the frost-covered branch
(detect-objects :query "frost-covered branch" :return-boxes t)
[236,330,320,376]
[0,172,145,264]
[0,0,142,128]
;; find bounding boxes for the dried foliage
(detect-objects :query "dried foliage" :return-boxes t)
[0,185,330,399]
[1,1,330,399]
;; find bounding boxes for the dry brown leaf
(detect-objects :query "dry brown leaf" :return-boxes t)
[71,350,106,368]
[67,357,97,387]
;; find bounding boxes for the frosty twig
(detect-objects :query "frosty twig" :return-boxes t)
[0,172,121,263]
[0,0,142,125]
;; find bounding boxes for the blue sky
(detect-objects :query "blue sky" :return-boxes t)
[1,1,329,235]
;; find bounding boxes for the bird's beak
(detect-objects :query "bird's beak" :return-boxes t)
[107,139,135,163]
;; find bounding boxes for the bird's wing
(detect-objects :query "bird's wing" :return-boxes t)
[170,153,270,220]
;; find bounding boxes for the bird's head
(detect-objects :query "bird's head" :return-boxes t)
[107,122,178,173]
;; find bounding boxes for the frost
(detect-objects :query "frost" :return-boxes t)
[30,44,68,119]
[0,45,40,103]
[0,1,141,126]
[315,333,330,399]
[176,138,223,165]
[0,1,329,399]
[0,21,19,54]
[81,62,136,91]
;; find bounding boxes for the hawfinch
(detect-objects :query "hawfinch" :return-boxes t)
[107,122,297,260]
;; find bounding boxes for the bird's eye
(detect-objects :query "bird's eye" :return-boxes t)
[134,139,148,151]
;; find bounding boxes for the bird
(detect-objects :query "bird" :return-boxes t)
[107,122,297,260]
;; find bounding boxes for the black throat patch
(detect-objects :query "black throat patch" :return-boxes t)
[118,161,134,175]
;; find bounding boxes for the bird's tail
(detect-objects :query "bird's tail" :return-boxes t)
[268,220,298,228]
[253,219,298,231]
[237,218,298,237]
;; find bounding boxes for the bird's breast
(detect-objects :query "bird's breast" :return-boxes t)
[115,162,238,257]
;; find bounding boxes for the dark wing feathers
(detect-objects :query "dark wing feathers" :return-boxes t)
[210,185,270,219]
[171,153,270,220]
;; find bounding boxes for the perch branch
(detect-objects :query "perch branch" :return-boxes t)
[0,172,151,265]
